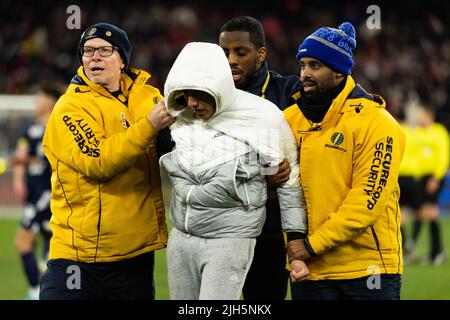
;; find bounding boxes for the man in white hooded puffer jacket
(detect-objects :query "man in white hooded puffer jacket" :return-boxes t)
[160,42,308,300]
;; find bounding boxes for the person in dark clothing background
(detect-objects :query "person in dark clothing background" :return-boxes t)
[219,16,301,300]
[12,83,63,300]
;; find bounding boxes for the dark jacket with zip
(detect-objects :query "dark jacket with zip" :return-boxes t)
[246,62,300,111]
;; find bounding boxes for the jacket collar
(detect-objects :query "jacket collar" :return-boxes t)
[247,62,269,94]
[336,76,386,114]
[309,75,354,126]
[320,75,387,124]
[75,66,151,98]
[331,75,356,113]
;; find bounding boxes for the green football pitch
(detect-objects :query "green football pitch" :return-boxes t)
[1,212,449,300]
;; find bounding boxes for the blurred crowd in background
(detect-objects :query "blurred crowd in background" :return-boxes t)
[1,2,450,294]
[1,0,449,127]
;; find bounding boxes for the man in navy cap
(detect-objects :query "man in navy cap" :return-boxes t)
[284,22,406,300]
[40,23,175,300]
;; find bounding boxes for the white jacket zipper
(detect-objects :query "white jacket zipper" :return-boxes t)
[184,185,195,234]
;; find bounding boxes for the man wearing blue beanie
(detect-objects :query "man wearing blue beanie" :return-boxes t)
[40,23,175,300]
[284,22,406,300]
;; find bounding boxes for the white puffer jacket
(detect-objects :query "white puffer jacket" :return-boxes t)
[160,42,306,238]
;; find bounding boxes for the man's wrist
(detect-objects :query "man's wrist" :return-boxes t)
[287,232,306,242]
[303,238,317,256]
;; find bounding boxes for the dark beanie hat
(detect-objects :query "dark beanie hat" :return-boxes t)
[78,23,132,68]
[296,22,356,75]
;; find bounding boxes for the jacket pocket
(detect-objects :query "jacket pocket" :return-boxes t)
[351,228,379,251]
[233,156,266,207]
[80,204,101,238]
[159,152,179,174]
[75,173,102,238]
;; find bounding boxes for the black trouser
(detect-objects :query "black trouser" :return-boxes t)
[291,274,401,300]
[243,199,288,300]
[40,251,155,300]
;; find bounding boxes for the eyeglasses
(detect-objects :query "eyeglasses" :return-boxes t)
[81,46,117,57]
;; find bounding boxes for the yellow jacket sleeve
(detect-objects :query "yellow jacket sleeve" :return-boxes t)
[43,97,157,181]
[308,110,405,255]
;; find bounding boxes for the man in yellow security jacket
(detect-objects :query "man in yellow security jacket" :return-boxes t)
[40,23,175,299]
[285,22,406,300]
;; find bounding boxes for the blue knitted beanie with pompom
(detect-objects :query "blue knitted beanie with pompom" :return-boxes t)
[296,22,356,75]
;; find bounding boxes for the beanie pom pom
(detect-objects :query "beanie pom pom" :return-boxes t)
[339,22,355,39]
[339,22,356,49]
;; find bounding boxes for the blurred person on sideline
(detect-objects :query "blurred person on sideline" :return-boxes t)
[11,83,62,300]
[285,22,406,299]
[402,103,449,265]
[160,42,308,300]
[219,16,300,300]
[397,111,423,263]
[40,23,175,300]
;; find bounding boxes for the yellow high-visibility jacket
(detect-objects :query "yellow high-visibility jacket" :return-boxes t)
[399,122,449,180]
[284,76,405,280]
[398,124,421,178]
[415,123,450,180]
[43,66,168,263]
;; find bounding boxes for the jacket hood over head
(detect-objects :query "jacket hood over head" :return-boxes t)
[164,42,236,120]
[164,42,297,170]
